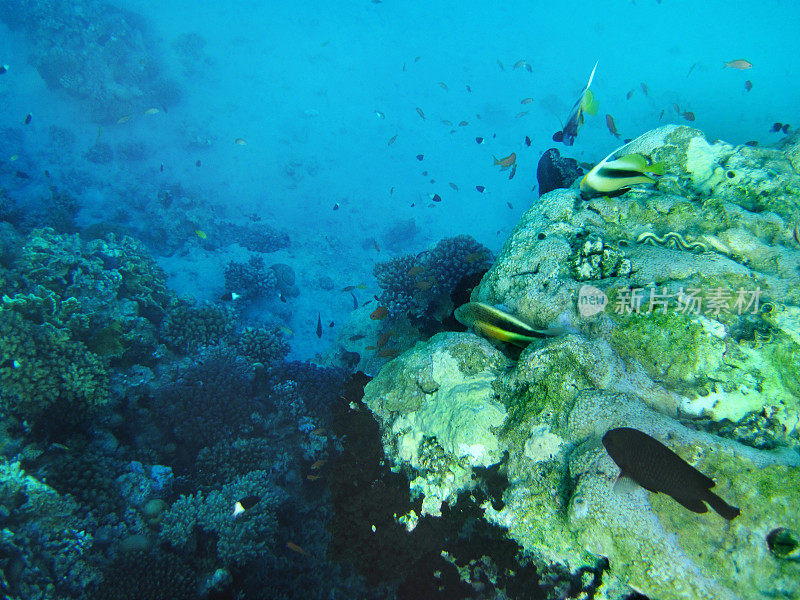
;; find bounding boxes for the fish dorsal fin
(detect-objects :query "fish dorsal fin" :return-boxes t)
[581,89,599,116]
[595,130,654,168]
[586,60,599,89]
[607,153,648,170]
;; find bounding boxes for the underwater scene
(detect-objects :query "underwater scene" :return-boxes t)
[1,0,799,598]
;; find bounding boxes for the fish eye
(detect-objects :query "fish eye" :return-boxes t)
[766,527,800,559]
[537,233,546,240]
[726,170,736,178]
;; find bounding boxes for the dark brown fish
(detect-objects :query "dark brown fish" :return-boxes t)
[605,114,620,138]
[602,427,740,520]
[681,111,695,122]
[744,80,752,92]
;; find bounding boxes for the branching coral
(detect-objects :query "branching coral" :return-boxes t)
[153,349,262,456]
[159,469,288,567]
[374,234,492,319]
[0,310,109,418]
[223,256,277,302]
[158,300,234,352]
[234,325,290,365]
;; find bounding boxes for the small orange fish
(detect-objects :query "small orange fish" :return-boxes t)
[725,59,752,70]
[493,152,516,170]
[370,306,389,320]
[388,134,397,146]
[520,97,534,104]
[286,542,309,556]
[310,459,327,470]
[378,347,400,358]
[640,82,648,95]
[682,111,696,122]
[306,473,322,481]
[416,107,425,120]
[605,114,620,138]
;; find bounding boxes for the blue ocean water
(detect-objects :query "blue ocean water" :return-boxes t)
[1,0,799,598]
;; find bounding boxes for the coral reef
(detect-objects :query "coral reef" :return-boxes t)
[158,300,233,352]
[223,255,277,302]
[159,469,287,567]
[219,221,291,253]
[361,126,800,599]
[0,310,109,418]
[0,460,103,599]
[0,0,180,122]
[374,234,492,319]
[152,349,262,458]
[234,325,290,365]
[537,147,584,196]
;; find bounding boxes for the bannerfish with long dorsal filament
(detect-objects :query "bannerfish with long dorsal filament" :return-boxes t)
[553,61,599,146]
[454,302,564,348]
[580,136,664,198]
[602,427,740,520]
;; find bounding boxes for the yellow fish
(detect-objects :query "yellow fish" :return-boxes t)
[455,302,564,348]
[580,138,664,198]
[195,229,207,239]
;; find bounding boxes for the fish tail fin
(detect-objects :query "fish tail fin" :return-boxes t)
[705,490,740,520]
[493,155,500,165]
